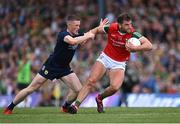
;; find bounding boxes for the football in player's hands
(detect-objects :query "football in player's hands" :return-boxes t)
[127,37,141,46]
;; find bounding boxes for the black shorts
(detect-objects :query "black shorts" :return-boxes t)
[38,63,73,80]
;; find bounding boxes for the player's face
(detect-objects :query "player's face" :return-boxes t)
[120,20,133,33]
[67,21,80,35]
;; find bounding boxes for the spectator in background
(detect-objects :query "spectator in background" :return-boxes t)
[16,53,32,107]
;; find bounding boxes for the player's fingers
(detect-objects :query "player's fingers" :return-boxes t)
[102,18,109,25]
[125,43,130,49]
[126,46,131,52]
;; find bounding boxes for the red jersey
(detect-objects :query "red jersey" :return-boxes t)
[103,23,134,62]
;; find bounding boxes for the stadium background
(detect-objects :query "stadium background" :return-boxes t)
[0,0,179,108]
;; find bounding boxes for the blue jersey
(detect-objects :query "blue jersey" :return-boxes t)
[38,30,84,80]
[46,31,83,68]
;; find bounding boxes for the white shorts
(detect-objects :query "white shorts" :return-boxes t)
[97,52,126,70]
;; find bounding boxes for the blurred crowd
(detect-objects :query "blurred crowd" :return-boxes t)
[0,0,179,106]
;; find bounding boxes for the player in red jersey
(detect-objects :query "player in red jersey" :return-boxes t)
[69,13,152,114]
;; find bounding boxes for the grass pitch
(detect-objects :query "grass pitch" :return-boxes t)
[0,107,180,123]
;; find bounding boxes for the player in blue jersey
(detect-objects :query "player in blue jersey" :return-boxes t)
[3,15,109,115]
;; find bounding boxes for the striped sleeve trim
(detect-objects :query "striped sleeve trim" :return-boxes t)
[103,25,109,33]
[132,32,143,39]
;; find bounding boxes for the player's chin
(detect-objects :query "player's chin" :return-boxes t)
[127,29,132,33]
[74,31,78,35]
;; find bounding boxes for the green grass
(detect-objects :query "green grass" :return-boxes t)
[0,107,180,123]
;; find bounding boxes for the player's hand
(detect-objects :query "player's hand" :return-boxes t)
[125,42,138,52]
[100,18,109,26]
[99,18,109,28]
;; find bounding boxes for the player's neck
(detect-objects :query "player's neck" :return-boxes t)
[118,27,127,34]
[67,29,77,36]
[118,30,126,35]
[117,24,126,34]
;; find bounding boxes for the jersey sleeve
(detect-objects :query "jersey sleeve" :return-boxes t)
[103,25,110,33]
[57,31,69,42]
[132,32,143,39]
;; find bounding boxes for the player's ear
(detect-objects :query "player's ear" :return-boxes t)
[67,21,71,27]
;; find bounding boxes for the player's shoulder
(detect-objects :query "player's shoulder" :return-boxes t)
[57,30,70,39]
[110,22,118,27]
[109,23,119,30]
[58,30,69,36]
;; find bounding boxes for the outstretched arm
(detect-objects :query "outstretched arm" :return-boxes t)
[64,19,109,45]
[64,32,95,45]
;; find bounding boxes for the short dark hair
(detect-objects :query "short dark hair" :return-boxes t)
[66,15,80,21]
[117,13,132,24]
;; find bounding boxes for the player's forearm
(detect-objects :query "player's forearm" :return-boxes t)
[136,37,152,51]
[136,41,152,51]
[64,32,94,45]
[90,26,105,34]
[136,44,152,51]
[90,27,99,34]
[73,35,91,45]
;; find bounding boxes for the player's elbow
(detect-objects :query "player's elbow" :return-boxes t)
[64,36,78,45]
[147,42,153,51]
[141,37,153,51]
[144,40,153,51]
[69,39,78,45]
